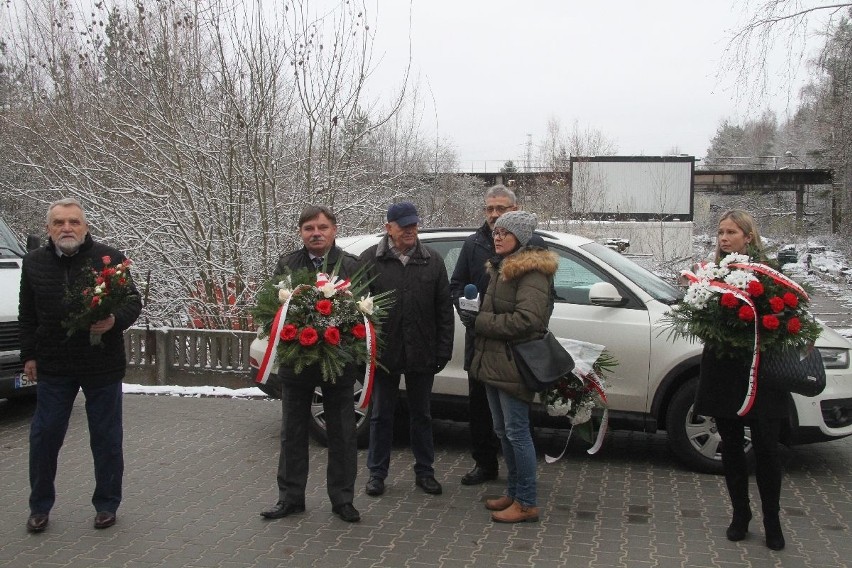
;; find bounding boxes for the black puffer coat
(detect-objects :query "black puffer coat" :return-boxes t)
[358,235,454,375]
[19,234,142,386]
[470,246,559,402]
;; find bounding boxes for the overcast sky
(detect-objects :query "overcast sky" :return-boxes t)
[360,1,823,171]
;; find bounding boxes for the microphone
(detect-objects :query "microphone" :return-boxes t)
[459,284,480,312]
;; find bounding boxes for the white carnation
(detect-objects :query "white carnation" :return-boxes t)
[723,269,757,290]
[571,405,593,425]
[319,283,337,298]
[546,400,572,417]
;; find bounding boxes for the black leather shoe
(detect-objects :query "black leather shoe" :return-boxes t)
[461,466,498,486]
[26,513,49,533]
[94,511,116,529]
[365,477,385,496]
[260,500,305,519]
[415,476,443,495]
[332,503,361,523]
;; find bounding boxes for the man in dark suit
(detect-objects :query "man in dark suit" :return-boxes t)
[260,205,361,523]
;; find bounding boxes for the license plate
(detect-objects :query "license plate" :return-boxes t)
[14,372,35,389]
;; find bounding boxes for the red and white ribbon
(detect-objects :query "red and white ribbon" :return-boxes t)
[356,318,377,410]
[256,295,293,385]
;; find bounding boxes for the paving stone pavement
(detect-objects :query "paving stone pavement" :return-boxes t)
[2,393,852,568]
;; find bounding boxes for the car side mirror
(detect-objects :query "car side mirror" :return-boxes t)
[589,282,627,307]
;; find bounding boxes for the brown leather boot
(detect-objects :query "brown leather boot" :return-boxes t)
[491,501,539,523]
[484,495,514,511]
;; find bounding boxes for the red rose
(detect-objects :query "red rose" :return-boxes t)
[316,299,333,316]
[747,280,764,297]
[738,306,755,322]
[720,293,739,309]
[102,255,111,265]
[91,297,101,308]
[761,314,780,330]
[787,317,802,334]
[783,292,799,309]
[768,296,785,313]
[280,324,298,341]
[299,326,319,346]
[96,276,105,285]
[324,326,340,346]
[351,323,367,339]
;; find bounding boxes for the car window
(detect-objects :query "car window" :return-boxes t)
[550,250,610,305]
[423,238,465,276]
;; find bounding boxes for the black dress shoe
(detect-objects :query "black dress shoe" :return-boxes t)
[461,466,498,486]
[26,513,49,533]
[415,475,443,495]
[260,500,306,519]
[365,477,385,496]
[94,511,116,529]
[332,503,361,523]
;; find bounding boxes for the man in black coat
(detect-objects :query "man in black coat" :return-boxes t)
[260,205,362,523]
[449,185,518,485]
[359,202,454,497]
[20,198,142,533]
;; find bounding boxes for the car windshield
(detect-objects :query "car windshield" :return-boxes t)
[580,241,683,304]
[0,217,25,258]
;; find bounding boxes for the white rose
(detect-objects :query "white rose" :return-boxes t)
[357,295,374,315]
[319,283,337,298]
[278,288,291,303]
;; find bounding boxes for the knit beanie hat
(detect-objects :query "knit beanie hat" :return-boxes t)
[493,210,537,246]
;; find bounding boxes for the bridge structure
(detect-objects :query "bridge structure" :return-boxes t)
[465,166,837,231]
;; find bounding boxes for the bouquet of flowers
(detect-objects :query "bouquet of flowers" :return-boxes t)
[62,255,135,345]
[251,264,393,395]
[664,253,821,358]
[541,339,616,462]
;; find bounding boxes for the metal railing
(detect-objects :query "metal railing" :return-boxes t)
[123,327,255,386]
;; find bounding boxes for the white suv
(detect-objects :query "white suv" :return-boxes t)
[249,228,852,474]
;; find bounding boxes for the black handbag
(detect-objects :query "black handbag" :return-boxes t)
[760,346,826,397]
[511,331,575,392]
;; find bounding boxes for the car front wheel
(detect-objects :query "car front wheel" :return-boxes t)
[666,377,754,474]
[308,380,371,448]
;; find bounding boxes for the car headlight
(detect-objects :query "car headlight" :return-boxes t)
[819,347,850,369]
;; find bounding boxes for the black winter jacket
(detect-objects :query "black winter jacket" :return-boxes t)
[273,243,360,386]
[449,223,495,370]
[358,235,454,375]
[19,234,142,386]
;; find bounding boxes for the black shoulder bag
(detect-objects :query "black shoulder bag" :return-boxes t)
[511,331,575,392]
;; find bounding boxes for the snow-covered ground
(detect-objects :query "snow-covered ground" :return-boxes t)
[122,383,268,398]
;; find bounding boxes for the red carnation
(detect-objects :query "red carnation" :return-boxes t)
[762,314,780,330]
[783,292,799,309]
[323,326,340,346]
[316,299,333,316]
[768,296,785,313]
[280,324,298,341]
[720,293,739,309]
[90,297,101,308]
[351,323,367,339]
[747,280,765,297]
[299,326,319,346]
[738,306,755,322]
[787,317,802,334]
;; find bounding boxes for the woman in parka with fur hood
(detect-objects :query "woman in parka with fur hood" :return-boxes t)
[469,211,559,524]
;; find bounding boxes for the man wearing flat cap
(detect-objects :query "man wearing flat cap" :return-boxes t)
[358,202,454,497]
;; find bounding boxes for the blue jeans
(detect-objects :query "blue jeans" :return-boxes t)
[367,369,435,479]
[29,378,124,514]
[485,385,537,507]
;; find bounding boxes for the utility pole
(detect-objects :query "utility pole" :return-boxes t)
[525,134,532,172]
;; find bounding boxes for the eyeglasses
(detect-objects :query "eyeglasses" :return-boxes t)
[484,205,511,214]
[492,229,512,239]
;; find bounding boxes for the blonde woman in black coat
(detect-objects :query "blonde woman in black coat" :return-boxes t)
[693,209,787,550]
